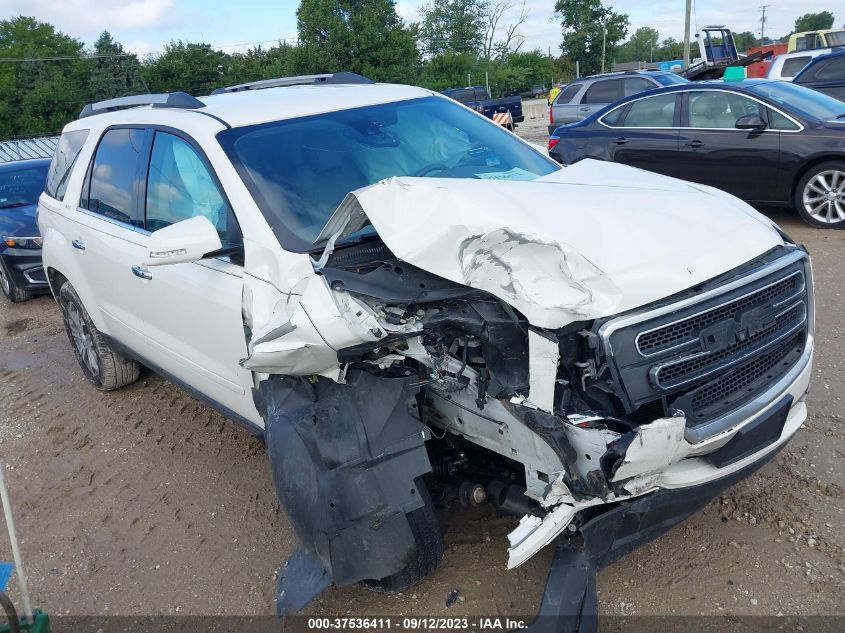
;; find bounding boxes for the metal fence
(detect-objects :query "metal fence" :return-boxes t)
[0,136,59,163]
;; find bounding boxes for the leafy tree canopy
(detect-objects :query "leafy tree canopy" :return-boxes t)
[794,11,835,32]
[296,0,419,83]
[555,0,629,75]
[418,0,487,57]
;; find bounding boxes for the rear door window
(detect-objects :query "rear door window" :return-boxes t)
[82,128,148,228]
[45,129,89,201]
[582,79,624,104]
[623,77,656,96]
[620,93,677,127]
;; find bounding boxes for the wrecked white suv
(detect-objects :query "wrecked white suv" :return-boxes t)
[38,73,814,614]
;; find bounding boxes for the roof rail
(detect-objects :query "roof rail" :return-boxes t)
[211,72,373,95]
[79,92,204,119]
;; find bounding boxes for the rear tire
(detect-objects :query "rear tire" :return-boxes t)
[0,259,33,303]
[361,477,443,593]
[57,281,140,391]
[794,162,845,229]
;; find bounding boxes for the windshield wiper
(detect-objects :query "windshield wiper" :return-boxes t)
[836,113,845,119]
[0,202,29,209]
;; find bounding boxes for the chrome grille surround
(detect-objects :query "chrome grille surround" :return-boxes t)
[596,247,813,444]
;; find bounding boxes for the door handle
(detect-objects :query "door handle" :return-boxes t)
[614,137,629,145]
[71,239,85,251]
[579,107,591,112]
[685,140,704,148]
[131,265,153,280]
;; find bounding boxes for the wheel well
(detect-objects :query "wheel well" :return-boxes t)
[791,156,845,202]
[47,268,68,300]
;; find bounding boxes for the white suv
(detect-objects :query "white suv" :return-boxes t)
[38,73,814,613]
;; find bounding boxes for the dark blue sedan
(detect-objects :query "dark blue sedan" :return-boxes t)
[0,158,51,301]
[548,79,845,228]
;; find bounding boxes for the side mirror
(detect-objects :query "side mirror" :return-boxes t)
[735,114,767,130]
[145,216,222,266]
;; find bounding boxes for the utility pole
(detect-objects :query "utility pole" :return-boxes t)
[601,21,608,73]
[683,0,692,69]
[759,5,770,42]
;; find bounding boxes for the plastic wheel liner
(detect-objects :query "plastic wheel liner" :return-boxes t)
[256,369,432,607]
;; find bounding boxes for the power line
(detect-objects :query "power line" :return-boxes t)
[0,36,295,63]
[0,53,134,62]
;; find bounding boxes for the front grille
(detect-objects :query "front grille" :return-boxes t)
[673,331,806,425]
[596,250,811,433]
[652,302,804,389]
[636,271,801,356]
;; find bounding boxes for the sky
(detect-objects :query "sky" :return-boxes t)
[0,0,841,56]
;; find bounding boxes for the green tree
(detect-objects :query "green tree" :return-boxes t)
[87,31,146,101]
[488,49,552,95]
[616,26,659,63]
[419,0,487,56]
[0,16,88,138]
[554,0,629,75]
[656,37,684,61]
[794,11,835,32]
[732,31,760,52]
[295,0,419,83]
[143,41,228,94]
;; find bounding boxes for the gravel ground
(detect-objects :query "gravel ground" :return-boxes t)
[1,119,843,621]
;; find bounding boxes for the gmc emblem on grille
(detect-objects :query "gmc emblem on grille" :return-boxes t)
[699,307,766,353]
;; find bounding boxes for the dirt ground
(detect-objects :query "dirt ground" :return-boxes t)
[1,115,844,621]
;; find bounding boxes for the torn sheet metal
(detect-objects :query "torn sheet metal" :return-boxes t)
[317,162,782,329]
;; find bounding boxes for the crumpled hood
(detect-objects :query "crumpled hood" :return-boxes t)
[318,160,784,329]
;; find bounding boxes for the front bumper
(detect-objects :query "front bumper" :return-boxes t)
[0,251,48,292]
[526,438,788,633]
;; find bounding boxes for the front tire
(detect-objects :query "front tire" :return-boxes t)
[57,281,140,391]
[795,162,845,228]
[361,477,444,593]
[0,259,33,303]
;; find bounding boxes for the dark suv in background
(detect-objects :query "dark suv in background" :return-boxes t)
[548,70,689,134]
[0,157,51,302]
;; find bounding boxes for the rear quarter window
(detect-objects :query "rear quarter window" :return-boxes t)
[782,56,811,78]
[45,129,89,201]
[554,84,582,105]
[810,56,845,81]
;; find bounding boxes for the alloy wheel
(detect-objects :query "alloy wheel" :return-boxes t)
[802,169,845,225]
[67,301,99,376]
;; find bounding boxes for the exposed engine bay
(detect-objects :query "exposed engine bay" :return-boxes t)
[255,232,811,579]
[243,169,811,604]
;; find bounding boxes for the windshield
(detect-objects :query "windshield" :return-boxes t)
[218,96,558,251]
[0,165,48,209]
[826,31,845,46]
[653,73,689,86]
[747,81,845,121]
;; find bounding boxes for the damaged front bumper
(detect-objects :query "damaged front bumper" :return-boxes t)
[527,438,788,633]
